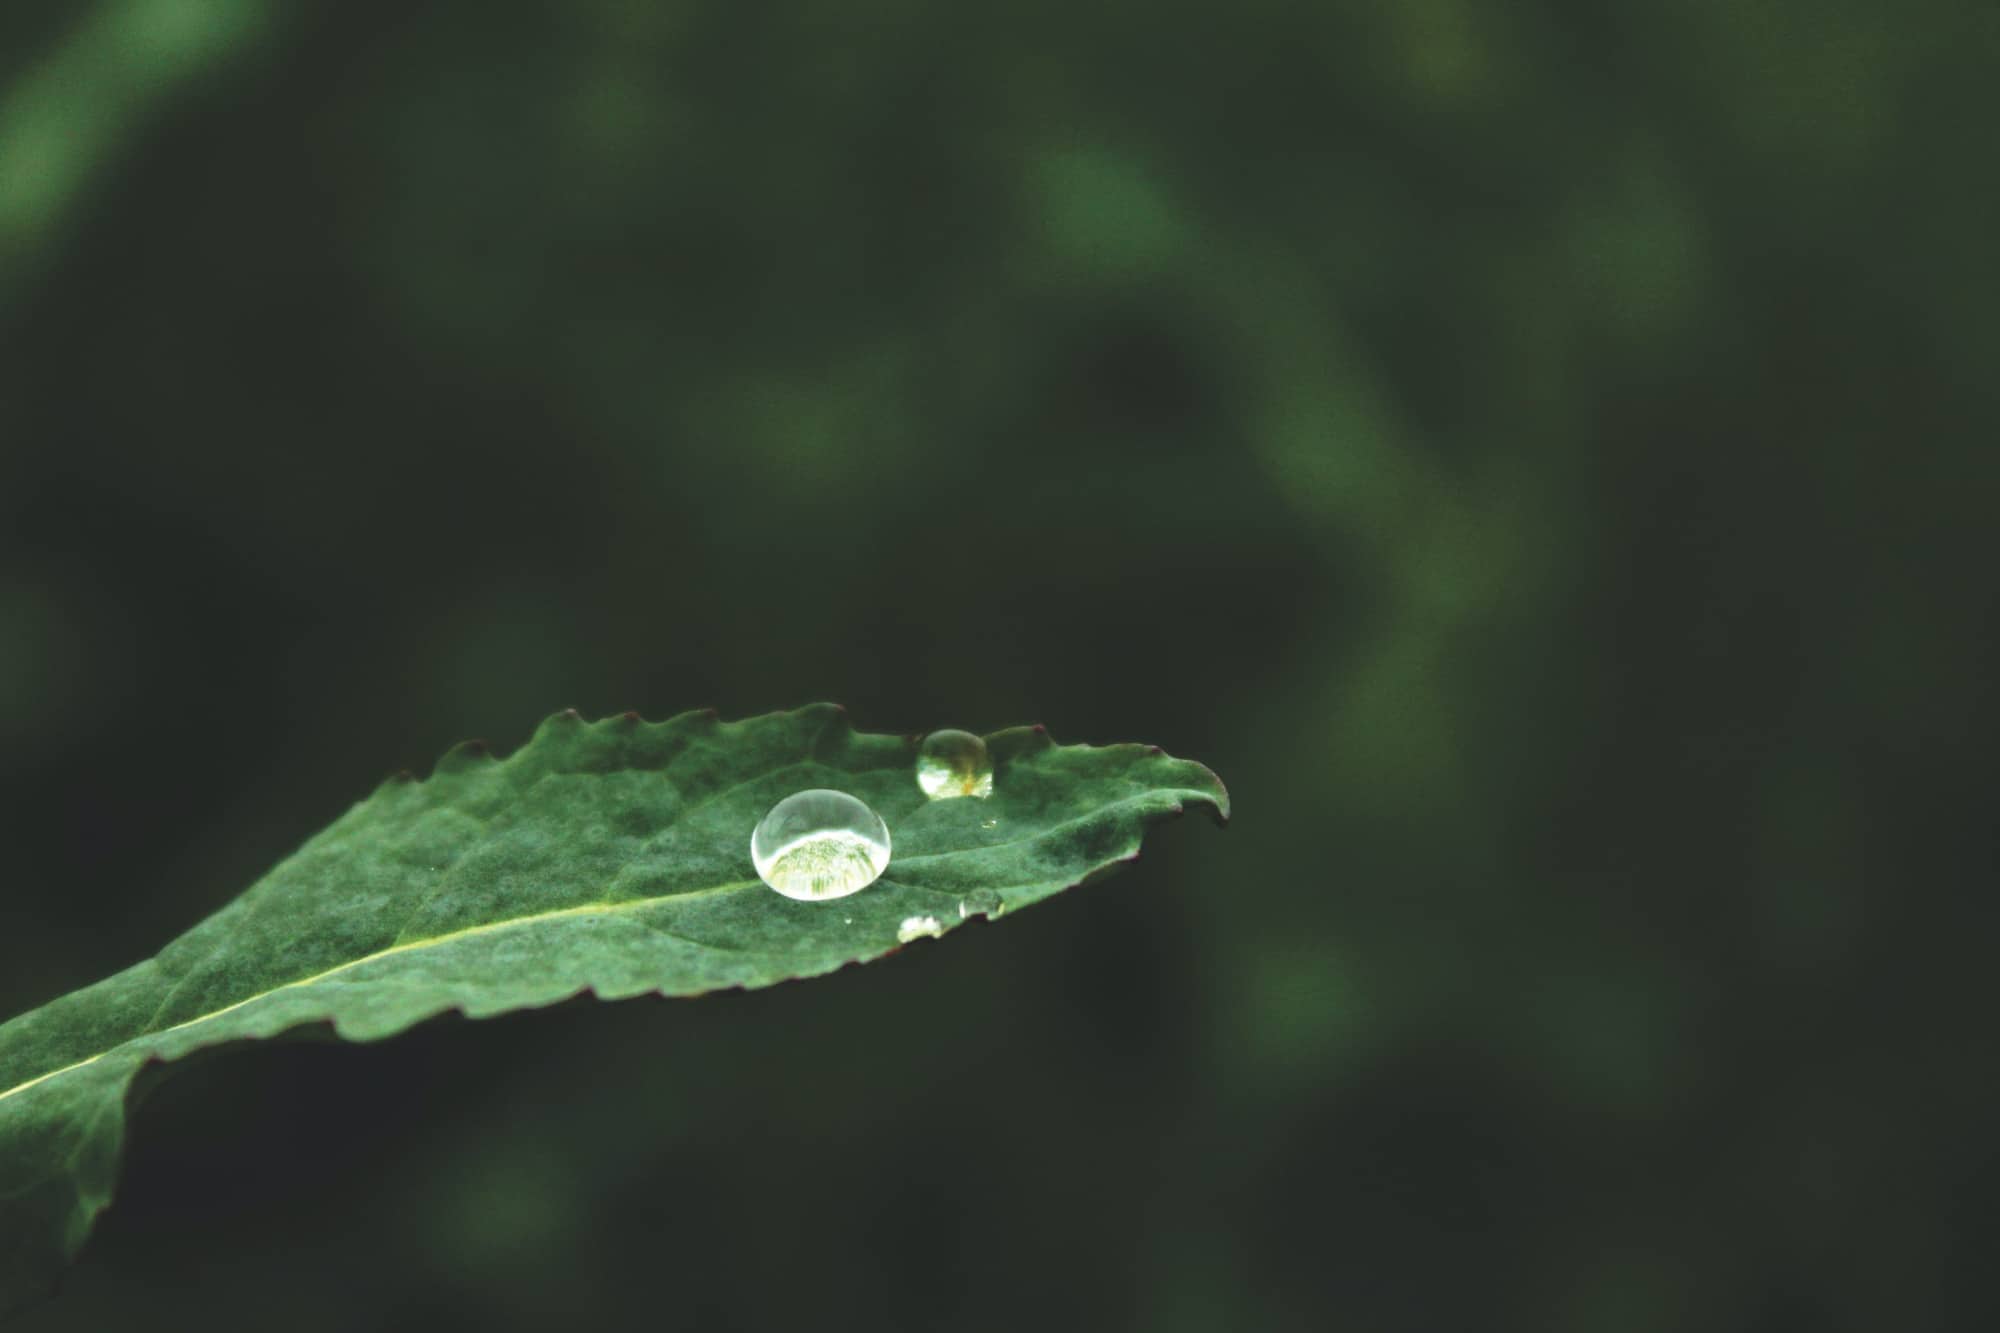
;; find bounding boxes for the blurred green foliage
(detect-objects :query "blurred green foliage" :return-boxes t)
[0,1,1993,1329]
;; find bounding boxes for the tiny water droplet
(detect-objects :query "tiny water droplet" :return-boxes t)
[751,789,891,902]
[897,914,944,943]
[916,729,993,800]
[980,817,999,829]
[957,888,1004,920]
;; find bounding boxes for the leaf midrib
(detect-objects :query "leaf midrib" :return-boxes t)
[0,877,760,1106]
[2,732,852,1105]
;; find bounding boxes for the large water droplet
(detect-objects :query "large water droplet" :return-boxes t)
[916,729,993,800]
[751,789,891,901]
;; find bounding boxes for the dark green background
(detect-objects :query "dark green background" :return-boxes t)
[2,2,1992,1329]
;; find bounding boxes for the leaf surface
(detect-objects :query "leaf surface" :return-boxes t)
[0,704,1226,1309]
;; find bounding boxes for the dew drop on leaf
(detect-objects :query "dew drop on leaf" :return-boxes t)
[915,728,993,799]
[958,888,1004,920]
[897,914,944,943]
[750,789,891,901]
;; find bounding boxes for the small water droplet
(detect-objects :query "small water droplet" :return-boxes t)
[897,914,944,943]
[916,729,993,800]
[750,789,891,902]
[980,817,999,829]
[957,888,1004,920]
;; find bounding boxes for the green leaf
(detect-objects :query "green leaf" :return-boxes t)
[0,704,1227,1309]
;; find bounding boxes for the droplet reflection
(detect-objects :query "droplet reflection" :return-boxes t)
[916,729,993,800]
[750,789,891,901]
